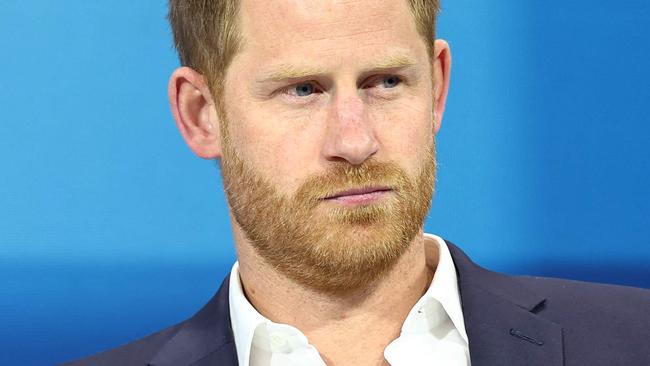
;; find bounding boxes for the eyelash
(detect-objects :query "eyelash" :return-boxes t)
[280,75,404,98]
[365,75,404,90]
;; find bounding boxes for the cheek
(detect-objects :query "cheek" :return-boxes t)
[226,103,322,193]
[370,98,434,164]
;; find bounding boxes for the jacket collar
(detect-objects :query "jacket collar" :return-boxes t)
[446,240,564,366]
[149,241,564,366]
[148,275,238,366]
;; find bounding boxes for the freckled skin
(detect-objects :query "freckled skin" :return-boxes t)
[223,0,436,199]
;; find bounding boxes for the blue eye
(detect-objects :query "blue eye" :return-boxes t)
[294,83,315,96]
[382,75,401,88]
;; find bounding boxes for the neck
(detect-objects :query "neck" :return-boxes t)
[233,222,436,366]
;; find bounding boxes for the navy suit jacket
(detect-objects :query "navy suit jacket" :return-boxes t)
[63,241,650,365]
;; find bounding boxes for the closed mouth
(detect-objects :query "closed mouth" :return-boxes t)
[323,186,393,200]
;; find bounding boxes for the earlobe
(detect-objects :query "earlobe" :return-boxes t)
[168,67,223,159]
[432,39,452,134]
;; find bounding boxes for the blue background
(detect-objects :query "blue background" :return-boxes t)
[1,1,649,364]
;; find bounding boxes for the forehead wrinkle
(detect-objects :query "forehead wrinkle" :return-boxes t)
[240,0,413,48]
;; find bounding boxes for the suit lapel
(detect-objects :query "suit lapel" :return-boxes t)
[148,274,238,366]
[447,241,564,366]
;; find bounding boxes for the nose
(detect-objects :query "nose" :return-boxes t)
[321,94,379,166]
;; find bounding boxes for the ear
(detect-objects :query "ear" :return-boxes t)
[168,67,223,159]
[432,39,451,134]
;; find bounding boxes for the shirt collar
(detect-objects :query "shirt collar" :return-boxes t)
[420,233,468,342]
[228,233,468,365]
[229,261,268,366]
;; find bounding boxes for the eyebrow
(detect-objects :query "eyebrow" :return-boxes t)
[259,64,327,83]
[371,54,418,70]
[256,53,419,84]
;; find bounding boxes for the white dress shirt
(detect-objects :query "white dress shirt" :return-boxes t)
[228,233,471,366]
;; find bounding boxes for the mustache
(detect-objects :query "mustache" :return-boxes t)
[293,160,410,205]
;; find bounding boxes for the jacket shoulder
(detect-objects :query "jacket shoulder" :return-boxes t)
[59,274,235,366]
[447,239,650,325]
[60,323,182,366]
[515,274,650,317]
[445,240,650,363]
[515,275,650,359]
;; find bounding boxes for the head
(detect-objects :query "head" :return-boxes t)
[167,0,451,293]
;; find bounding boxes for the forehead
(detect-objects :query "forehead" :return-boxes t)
[237,0,426,66]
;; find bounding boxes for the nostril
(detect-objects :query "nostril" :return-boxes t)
[322,130,378,166]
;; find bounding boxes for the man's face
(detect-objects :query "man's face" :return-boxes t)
[218,0,438,293]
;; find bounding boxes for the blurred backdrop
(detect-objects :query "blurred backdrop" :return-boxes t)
[1,0,649,364]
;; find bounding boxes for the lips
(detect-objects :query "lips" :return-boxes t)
[324,186,393,200]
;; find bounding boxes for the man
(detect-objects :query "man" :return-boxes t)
[64,0,650,365]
